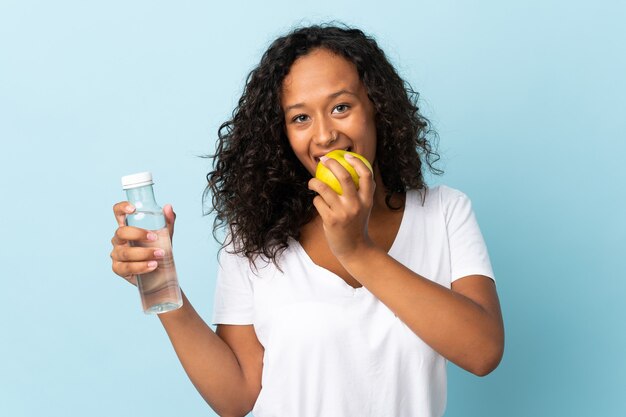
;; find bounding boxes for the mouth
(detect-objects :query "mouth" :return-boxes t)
[314,146,352,163]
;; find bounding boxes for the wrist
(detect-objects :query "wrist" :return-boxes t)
[337,239,383,270]
[158,291,192,323]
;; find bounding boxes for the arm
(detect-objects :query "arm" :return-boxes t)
[340,247,504,376]
[309,156,504,376]
[159,292,263,416]
[111,202,263,414]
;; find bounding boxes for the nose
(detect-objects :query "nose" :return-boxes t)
[312,116,337,147]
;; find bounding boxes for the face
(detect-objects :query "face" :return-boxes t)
[281,48,377,176]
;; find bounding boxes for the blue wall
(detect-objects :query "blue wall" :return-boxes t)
[1,1,624,416]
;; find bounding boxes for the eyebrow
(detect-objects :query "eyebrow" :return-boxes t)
[284,89,357,113]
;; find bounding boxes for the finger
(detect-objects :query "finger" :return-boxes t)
[311,195,332,219]
[163,204,176,241]
[114,226,158,244]
[308,177,339,207]
[111,245,166,263]
[113,201,135,227]
[344,153,375,198]
[113,259,158,278]
[125,275,138,286]
[322,157,359,197]
[110,234,128,246]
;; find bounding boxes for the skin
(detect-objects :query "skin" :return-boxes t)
[111,203,262,417]
[285,49,504,376]
[110,47,504,416]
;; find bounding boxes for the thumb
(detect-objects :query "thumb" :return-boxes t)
[163,204,176,242]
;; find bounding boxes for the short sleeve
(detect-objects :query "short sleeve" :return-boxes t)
[442,187,495,283]
[212,247,254,325]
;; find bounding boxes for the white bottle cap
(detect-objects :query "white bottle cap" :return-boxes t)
[121,171,154,190]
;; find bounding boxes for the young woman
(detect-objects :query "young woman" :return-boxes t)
[110,25,504,417]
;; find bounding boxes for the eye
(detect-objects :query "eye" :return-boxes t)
[332,104,350,114]
[291,114,309,123]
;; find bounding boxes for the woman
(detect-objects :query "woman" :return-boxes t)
[110,24,504,417]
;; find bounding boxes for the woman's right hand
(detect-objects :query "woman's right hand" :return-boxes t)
[110,201,176,286]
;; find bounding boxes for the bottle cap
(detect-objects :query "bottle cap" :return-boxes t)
[121,172,154,190]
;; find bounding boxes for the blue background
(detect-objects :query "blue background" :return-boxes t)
[1,1,624,416]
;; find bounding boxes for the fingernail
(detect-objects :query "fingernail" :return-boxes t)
[154,249,165,258]
[147,232,158,241]
[125,205,135,213]
[320,156,329,163]
[344,153,354,159]
[147,261,158,269]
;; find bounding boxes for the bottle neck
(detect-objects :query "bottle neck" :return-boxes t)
[125,185,159,210]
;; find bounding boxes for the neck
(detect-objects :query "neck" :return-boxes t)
[371,164,404,214]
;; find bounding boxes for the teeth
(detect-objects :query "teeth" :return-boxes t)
[314,147,352,162]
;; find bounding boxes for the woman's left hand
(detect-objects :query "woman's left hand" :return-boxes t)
[308,153,376,260]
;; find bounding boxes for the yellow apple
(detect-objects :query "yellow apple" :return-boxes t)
[315,150,373,195]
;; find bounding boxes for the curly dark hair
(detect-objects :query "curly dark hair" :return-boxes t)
[204,23,443,265]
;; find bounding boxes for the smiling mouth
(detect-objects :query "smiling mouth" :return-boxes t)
[314,147,352,163]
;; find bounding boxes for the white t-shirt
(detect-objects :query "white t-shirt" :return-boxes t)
[213,185,495,417]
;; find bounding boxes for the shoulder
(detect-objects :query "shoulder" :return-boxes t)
[430,184,469,201]
[408,185,471,211]
[218,239,288,282]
